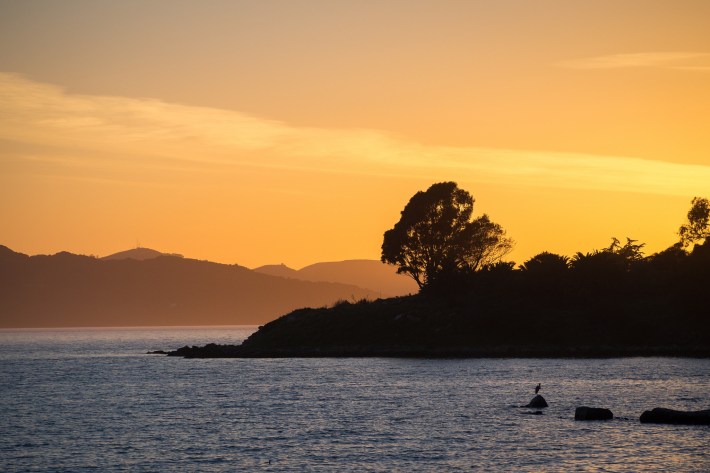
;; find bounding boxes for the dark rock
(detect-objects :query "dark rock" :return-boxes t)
[167,343,244,358]
[524,395,548,408]
[639,408,710,425]
[575,406,613,421]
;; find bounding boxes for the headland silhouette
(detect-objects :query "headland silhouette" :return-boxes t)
[169,184,709,358]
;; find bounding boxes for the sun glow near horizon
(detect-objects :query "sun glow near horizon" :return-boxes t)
[0,72,706,267]
[2,1,710,268]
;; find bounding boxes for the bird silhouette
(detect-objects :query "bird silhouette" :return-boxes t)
[535,383,541,394]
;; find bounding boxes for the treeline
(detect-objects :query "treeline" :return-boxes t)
[378,186,709,349]
[381,182,709,300]
[223,237,709,357]
[427,235,709,301]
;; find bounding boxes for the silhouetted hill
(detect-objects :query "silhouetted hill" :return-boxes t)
[102,247,181,260]
[0,245,28,262]
[0,246,378,328]
[170,242,710,358]
[253,263,300,279]
[253,259,418,297]
[171,288,710,358]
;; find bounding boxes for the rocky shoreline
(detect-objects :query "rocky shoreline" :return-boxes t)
[163,289,709,359]
[166,343,710,358]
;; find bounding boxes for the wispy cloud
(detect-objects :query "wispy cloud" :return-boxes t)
[559,52,710,71]
[1,72,709,197]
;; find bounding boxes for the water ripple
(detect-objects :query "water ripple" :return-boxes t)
[1,328,708,472]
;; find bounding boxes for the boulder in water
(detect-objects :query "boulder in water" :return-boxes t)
[575,406,613,421]
[639,408,710,425]
[524,394,548,408]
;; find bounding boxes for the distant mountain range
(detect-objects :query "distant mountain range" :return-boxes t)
[253,260,417,298]
[101,248,416,297]
[0,245,416,328]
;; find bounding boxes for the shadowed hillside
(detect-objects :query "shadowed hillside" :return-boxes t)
[102,247,182,261]
[254,260,417,297]
[0,246,378,328]
[252,263,299,279]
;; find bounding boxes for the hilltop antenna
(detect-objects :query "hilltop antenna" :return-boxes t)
[136,239,141,249]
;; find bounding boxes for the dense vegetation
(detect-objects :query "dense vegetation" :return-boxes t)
[381,182,513,289]
[171,188,710,357]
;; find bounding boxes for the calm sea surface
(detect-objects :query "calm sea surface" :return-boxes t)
[1,326,708,472]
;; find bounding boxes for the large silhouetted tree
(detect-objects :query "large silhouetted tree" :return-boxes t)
[679,197,710,249]
[381,182,513,289]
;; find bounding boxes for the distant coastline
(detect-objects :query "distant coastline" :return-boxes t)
[0,245,412,328]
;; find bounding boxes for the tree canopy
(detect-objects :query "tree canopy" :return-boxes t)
[520,252,569,275]
[381,182,513,289]
[679,197,710,249]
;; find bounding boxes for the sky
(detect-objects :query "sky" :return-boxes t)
[1,0,709,268]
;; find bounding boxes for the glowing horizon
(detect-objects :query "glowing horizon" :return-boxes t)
[2,73,706,267]
[1,1,709,268]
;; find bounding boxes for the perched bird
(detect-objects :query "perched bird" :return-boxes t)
[535,383,541,394]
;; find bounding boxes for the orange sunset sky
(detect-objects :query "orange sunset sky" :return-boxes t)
[1,0,709,268]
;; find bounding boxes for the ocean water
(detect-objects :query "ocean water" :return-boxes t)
[0,327,708,472]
